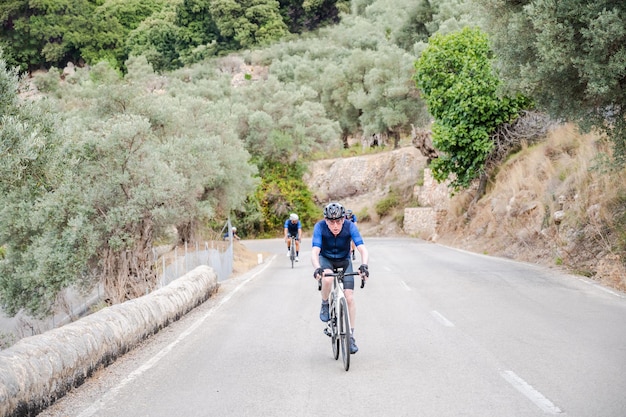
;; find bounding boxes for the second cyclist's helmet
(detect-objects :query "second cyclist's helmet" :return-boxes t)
[323,202,345,220]
[290,213,299,221]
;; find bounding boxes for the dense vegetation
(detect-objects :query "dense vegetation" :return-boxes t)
[1,0,624,319]
[0,0,349,73]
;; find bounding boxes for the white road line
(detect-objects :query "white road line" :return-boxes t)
[76,256,276,417]
[400,280,411,291]
[501,370,563,414]
[431,310,455,327]
[578,278,624,298]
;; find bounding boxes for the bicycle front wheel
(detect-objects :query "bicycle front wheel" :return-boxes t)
[330,298,339,360]
[339,297,351,371]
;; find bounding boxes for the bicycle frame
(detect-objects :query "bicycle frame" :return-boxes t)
[323,268,362,371]
[289,236,296,268]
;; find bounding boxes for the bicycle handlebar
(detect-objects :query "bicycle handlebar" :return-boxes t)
[318,270,366,289]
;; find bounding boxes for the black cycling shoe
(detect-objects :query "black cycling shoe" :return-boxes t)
[319,302,330,322]
[349,336,358,354]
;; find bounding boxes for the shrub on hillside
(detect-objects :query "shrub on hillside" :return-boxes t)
[376,192,400,217]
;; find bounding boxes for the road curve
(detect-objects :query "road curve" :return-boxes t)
[38,238,626,417]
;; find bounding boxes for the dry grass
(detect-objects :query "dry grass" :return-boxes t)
[232,241,269,276]
[438,124,626,291]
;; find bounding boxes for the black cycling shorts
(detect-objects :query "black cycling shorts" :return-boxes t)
[319,256,354,290]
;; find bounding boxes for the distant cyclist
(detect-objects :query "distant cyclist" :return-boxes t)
[311,202,369,354]
[284,213,302,261]
[345,209,358,260]
[223,226,240,240]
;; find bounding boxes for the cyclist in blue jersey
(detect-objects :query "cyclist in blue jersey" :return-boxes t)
[311,202,369,354]
[223,227,240,240]
[284,213,302,261]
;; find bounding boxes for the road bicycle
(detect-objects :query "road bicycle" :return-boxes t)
[289,236,297,268]
[319,267,365,371]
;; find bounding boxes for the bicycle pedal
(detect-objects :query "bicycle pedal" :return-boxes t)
[323,327,331,337]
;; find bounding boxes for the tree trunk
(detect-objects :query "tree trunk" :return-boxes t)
[176,221,194,245]
[102,216,157,304]
[473,171,488,203]
[391,130,400,149]
[341,131,350,149]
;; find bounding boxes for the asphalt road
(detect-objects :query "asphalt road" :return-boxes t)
[38,238,626,417]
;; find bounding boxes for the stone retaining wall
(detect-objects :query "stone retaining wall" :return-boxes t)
[403,168,450,240]
[0,265,218,417]
[403,207,437,238]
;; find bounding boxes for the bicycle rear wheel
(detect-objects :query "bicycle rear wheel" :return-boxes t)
[339,297,351,371]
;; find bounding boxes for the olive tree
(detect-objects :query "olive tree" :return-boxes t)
[0,58,74,316]
[348,45,428,148]
[475,0,626,163]
[232,76,341,165]
[0,57,257,315]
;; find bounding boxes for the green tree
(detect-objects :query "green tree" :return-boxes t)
[0,0,97,71]
[126,9,183,72]
[277,0,346,33]
[233,76,341,164]
[210,0,289,49]
[1,57,257,315]
[475,0,626,163]
[80,0,167,70]
[0,57,72,316]
[173,0,222,65]
[259,14,430,148]
[348,45,428,148]
[414,27,528,190]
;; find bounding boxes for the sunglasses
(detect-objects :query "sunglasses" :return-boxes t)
[326,218,344,225]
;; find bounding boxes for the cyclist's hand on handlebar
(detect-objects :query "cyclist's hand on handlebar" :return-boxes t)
[314,267,324,280]
[358,264,369,278]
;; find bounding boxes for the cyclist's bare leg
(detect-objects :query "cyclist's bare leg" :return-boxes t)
[320,270,333,301]
[345,289,356,328]
[295,239,300,255]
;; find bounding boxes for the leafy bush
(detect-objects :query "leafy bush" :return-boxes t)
[0,331,16,350]
[375,191,400,217]
[252,161,319,237]
[414,27,529,190]
[357,208,371,222]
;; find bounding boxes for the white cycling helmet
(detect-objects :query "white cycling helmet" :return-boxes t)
[290,213,299,221]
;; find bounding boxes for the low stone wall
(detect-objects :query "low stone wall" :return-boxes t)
[404,207,436,238]
[0,265,218,417]
[403,168,451,240]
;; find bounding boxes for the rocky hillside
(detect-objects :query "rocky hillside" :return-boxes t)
[304,146,428,236]
[304,125,626,292]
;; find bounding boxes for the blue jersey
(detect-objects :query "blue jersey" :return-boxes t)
[312,219,364,260]
[346,213,357,223]
[284,219,301,237]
